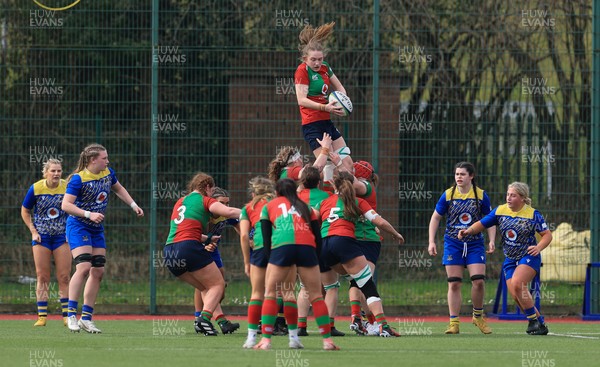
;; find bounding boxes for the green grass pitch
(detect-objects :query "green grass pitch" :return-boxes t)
[2,319,598,367]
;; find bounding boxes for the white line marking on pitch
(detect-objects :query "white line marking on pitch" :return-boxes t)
[511,332,600,339]
[547,332,599,339]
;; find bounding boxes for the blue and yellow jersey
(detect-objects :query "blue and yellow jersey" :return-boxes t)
[435,186,492,246]
[22,179,67,236]
[66,168,118,229]
[480,204,548,261]
[207,215,239,244]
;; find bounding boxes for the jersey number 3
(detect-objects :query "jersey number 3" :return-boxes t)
[174,205,186,224]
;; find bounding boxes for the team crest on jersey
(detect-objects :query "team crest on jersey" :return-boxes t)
[459,213,472,225]
[311,74,318,80]
[505,229,518,241]
[96,191,108,203]
[47,207,60,219]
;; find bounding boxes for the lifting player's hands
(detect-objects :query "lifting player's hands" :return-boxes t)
[325,100,345,116]
[457,229,469,240]
[316,132,332,150]
[428,241,437,256]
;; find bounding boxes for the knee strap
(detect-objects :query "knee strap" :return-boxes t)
[470,274,485,281]
[337,146,351,160]
[91,255,106,268]
[323,281,341,292]
[447,277,462,283]
[351,264,372,288]
[73,253,92,265]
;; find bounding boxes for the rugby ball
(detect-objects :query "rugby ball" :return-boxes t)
[328,91,353,116]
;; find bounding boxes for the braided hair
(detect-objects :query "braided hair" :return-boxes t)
[67,143,106,182]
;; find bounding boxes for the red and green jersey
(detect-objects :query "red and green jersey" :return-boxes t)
[260,196,317,249]
[166,192,217,244]
[240,198,269,250]
[317,195,377,239]
[357,180,376,210]
[355,180,381,242]
[279,166,302,181]
[294,61,334,125]
[298,187,331,208]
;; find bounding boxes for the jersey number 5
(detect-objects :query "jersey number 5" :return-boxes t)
[327,207,341,223]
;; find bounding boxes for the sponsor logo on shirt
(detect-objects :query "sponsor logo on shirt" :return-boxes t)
[47,207,60,219]
[96,191,108,204]
[459,213,472,225]
[505,229,518,241]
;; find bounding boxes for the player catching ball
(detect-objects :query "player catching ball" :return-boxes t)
[295,21,353,173]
